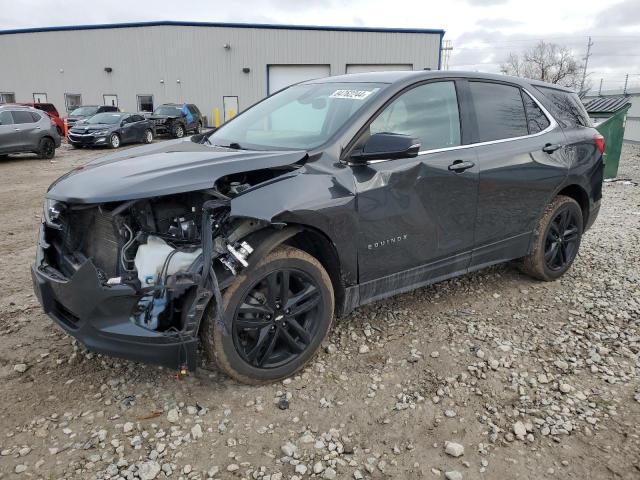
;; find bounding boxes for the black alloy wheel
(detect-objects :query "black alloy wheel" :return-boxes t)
[232,269,322,369]
[544,207,580,272]
[39,137,55,159]
[519,195,583,281]
[203,245,334,384]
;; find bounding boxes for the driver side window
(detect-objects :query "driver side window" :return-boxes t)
[370,81,461,151]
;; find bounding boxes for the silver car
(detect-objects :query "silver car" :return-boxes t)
[0,105,61,159]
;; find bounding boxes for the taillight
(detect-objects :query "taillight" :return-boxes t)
[594,134,605,154]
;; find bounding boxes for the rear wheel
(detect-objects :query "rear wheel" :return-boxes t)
[519,195,583,281]
[38,137,55,159]
[202,246,334,384]
[143,129,153,144]
[109,133,121,149]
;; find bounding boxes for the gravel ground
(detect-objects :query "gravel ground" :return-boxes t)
[0,142,638,480]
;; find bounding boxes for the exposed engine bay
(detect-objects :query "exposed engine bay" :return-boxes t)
[42,168,296,336]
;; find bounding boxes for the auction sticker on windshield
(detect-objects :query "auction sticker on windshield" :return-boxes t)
[329,89,375,100]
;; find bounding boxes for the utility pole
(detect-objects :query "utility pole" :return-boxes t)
[441,40,453,70]
[623,74,629,94]
[580,36,593,93]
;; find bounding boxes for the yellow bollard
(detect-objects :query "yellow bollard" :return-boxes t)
[214,109,220,128]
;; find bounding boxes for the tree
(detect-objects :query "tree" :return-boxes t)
[501,41,591,96]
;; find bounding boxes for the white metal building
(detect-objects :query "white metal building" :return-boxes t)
[584,87,640,144]
[0,21,443,125]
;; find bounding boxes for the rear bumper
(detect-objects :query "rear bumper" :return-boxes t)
[32,225,197,370]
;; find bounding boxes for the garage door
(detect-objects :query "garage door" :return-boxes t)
[268,65,331,95]
[346,64,413,74]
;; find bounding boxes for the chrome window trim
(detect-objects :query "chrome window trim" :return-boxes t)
[416,87,557,156]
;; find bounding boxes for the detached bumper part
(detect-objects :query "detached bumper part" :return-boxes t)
[32,234,197,370]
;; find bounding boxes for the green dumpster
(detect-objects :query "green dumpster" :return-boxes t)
[583,96,632,179]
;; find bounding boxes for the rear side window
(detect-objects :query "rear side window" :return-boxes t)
[131,114,145,122]
[469,82,528,142]
[522,93,551,134]
[534,86,591,128]
[12,110,36,124]
[30,112,41,122]
[370,81,461,151]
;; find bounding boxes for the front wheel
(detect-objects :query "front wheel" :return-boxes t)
[519,195,583,281]
[172,124,185,138]
[202,245,334,384]
[143,129,153,144]
[109,133,121,149]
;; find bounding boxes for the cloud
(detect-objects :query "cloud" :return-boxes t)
[594,0,640,28]
[463,0,508,5]
[476,17,523,29]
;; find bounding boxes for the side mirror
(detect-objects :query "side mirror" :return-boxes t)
[120,121,126,127]
[350,133,421,163]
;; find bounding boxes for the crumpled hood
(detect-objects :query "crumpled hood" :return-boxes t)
[47,139,307,204]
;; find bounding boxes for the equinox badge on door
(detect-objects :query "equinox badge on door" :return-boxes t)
[368,234,408,250]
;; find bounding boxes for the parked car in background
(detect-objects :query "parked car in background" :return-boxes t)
[67,105,119,129]
[16,102,64,136]
[149,103,203,138]
[0,104,60,159]
[32,71,603,384]
[68,112,154,149]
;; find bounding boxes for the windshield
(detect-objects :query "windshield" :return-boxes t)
[87,113,123,124]
[154,106,182,116]
[208,82,386,150]
[71,106,99,116]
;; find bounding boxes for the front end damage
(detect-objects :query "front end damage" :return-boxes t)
[32,160,304,371]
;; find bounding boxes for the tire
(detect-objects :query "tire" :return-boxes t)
[143,129,153,144]
[202,245,335,384]
[172,124,185,138]
[38,137,55,159]
[109,133,121,149]
[519,195,583,281]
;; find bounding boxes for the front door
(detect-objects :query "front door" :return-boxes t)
[0,110,19,153]
[352,81,479,300]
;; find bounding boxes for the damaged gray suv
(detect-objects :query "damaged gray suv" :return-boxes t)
[32,71,604,383]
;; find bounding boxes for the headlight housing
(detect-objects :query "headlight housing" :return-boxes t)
[92,129,108,135]
[43,198,66,229]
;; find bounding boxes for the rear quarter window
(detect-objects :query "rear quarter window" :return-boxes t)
[534,86,591,128]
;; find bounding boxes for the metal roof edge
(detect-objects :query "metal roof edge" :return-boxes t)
[0,20,445,36]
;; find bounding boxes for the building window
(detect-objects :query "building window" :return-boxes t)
[0,92,16,103]
[33,93,48,103]
[137,95,154,112]
[103,94,118,107]
[65,93,82,112]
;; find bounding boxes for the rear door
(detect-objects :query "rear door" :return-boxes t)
[130,114,147,141]
[353,80,479,294]
[466,80,568,269]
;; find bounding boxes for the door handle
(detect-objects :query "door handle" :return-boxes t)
[448,160,475,173]
[542,143,563,153]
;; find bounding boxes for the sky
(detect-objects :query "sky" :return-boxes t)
[1,0,639,92]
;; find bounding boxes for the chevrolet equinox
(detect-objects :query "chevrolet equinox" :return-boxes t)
[32,71,603,384]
